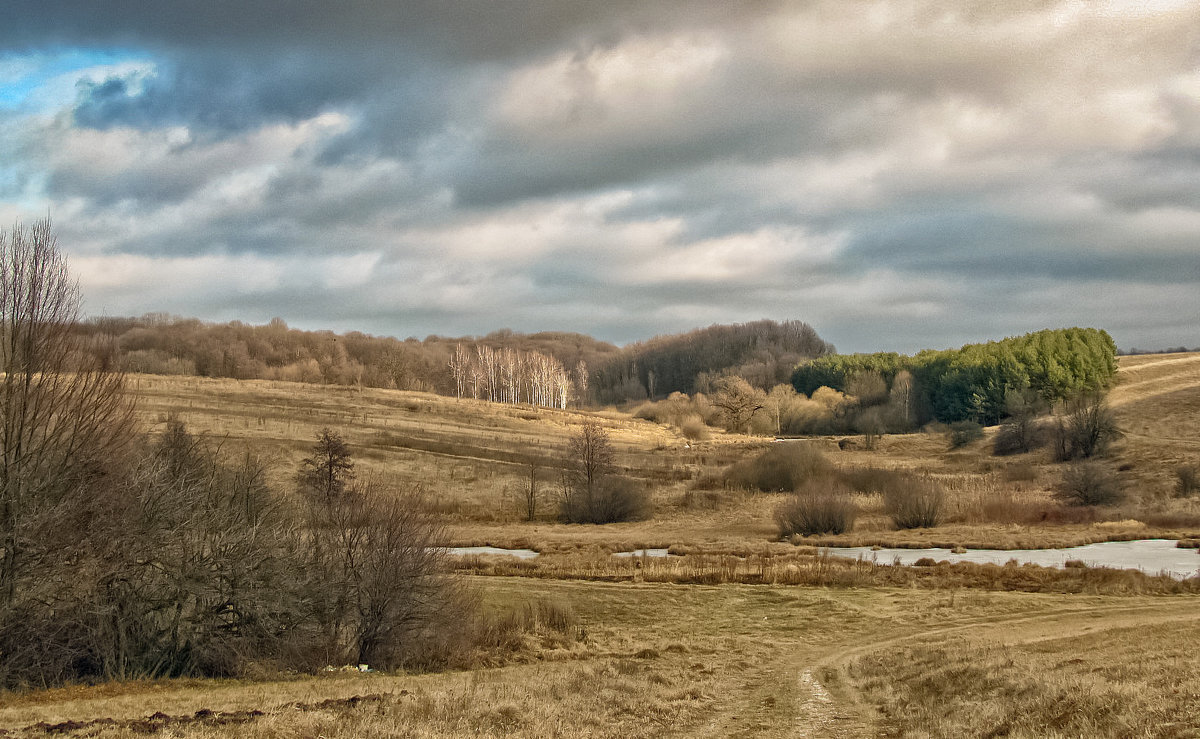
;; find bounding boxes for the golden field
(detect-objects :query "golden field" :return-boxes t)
[3,353,1199,736]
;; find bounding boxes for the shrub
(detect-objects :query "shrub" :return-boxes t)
[1175,464,1200,498]
[560,475,652,524]
[839,465,907,494]
[724,442,832,492]
[679,414,710,441]
[884,475,945,528]
[774,484,857,537]
[993,419,1046,456]
[1055,462,1123,506]
[1052,394,1122,461]
[947,421,984,449]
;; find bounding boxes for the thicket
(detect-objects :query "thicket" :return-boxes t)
[791,328,1118,426]
[1055,462,1123,506]
[592,319,832,404]
[775,484,857,537]
[725,443,832,492]
[884,475,946,529]
[558,422,650,524]
[0,221,476,687]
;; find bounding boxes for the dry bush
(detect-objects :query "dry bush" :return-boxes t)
[946,421,984,449]
[1052,394,1123,461]
[992,419,1047,456]
[884,475,945,529]
[774,484,857,537]
[560,475,652,524]
[679,414,710,441]
[679,489,726,510]
[724,443,832,492]
[839,465,907,494]
[1055,462,1123,506]
[1175,463,1200,498]
[1002,460,1039,483]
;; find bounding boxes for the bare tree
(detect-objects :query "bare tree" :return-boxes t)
[524,462,540,521]
[711,376,767,434]
[573,360,589,408]
[558,421,649,524]
[0,219,136,609]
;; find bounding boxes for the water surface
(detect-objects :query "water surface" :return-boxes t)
[445,546,539,559]
[827,539,1200,579]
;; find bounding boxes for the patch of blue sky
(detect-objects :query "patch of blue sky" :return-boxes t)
[0,47,154,112]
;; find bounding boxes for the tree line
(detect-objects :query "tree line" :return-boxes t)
[72,316,620,401]
[791,327,1118,426]
[73,314,834,412]
[590,319,833,404]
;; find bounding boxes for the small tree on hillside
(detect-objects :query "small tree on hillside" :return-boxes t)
[1053,393,1122,461]
[299,428,355,504]
[559,421,649,523]
[712,376,767,434]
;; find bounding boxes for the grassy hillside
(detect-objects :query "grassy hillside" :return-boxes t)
[128,353,1200,553]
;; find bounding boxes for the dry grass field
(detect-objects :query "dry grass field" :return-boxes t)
[3,353,1197,736]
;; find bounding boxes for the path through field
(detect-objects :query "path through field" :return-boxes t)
[2,582,1197,737]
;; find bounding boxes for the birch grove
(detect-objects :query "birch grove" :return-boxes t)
[448,343,577,409]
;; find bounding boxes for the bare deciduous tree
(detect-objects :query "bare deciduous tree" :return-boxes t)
[0,219,136,609]
[711,376,767,434]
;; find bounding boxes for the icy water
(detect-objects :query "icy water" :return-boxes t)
[444,546,539,559]
[827,539,1200,580]
[613,548,674,558]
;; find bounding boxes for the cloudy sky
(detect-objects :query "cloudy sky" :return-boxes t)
[2,1,1198,352]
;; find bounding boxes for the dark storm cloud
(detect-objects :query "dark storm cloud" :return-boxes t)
[3,1,1200,352]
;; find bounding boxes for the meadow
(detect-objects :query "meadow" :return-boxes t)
[3,353,1199,736]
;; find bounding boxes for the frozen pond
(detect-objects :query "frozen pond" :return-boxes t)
[444,546,539,559]
[613,548,674,558]
[827,539,1200,580]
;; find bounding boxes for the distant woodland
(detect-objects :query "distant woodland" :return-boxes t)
[791,327,1118,426]
[73,315,831,407]
[590,319,833,404]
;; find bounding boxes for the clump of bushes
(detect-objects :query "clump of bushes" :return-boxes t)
[725,443,832,492]
[993,419,1047,456]
[947,420,984,449]
[1052,394,1122,461]
[884,475,945,529]
[559,421,652,524]
[1175,463,1199,498]
[679,414,710,441]
[839,465,907,494]
[560,475,652,524]
[774,483,857,537]
[1055,461,1123,506]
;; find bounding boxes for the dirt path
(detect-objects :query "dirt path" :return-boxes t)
[794,599,1200,737]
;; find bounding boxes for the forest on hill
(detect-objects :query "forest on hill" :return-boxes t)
[791,327,1118,426]
[73,315,830,408]
[590,319,833,404]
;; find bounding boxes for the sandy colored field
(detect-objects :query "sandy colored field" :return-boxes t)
[126,354,1200,552]
[1,578,1196,737]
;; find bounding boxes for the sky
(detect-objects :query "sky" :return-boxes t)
[1,1,1198,353]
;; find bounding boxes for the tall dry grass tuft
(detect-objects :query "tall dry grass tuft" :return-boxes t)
[774,483,857,537]
[884,475,946,529]
[1174,463,1199,498]
[725,443,832,492]
[1056,462,1123,506]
